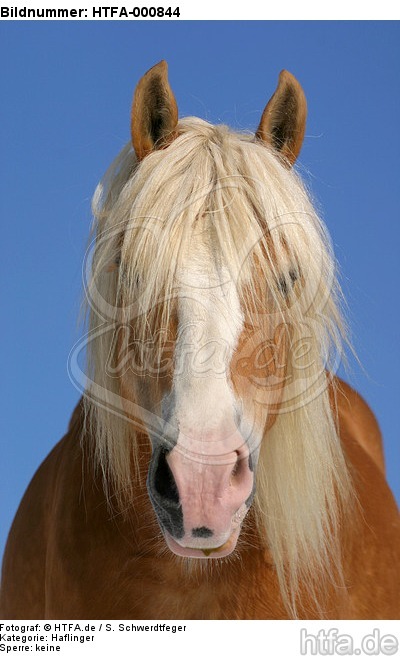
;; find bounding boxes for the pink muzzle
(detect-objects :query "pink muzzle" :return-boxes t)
[147,428,255,558]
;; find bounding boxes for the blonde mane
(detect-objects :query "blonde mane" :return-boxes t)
[84,117,354,616]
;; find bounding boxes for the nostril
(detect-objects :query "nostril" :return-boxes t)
[231,454,240,478]
[154,449,180,505]
[230,450,249,484]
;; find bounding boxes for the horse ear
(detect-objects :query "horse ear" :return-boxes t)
[131,60,178,161]
[256,70,307,166]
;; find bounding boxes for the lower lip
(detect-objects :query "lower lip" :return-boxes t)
[164,528,240,559]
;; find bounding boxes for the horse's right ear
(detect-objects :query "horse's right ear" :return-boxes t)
[256,70,307,166]
[131,60,178,161]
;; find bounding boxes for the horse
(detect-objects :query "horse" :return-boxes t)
[1,61,399,620]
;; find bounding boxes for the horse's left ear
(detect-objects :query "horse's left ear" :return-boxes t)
[131,60,178,161]
[256,70,307,166]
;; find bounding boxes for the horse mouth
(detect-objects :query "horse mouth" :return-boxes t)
[164,527,240,559]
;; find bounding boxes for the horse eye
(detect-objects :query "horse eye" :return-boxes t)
[106,254,121,273]
[278,268,299,296]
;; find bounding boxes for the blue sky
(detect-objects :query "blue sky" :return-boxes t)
[1,21,399,561]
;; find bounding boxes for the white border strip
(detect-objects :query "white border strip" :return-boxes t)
[0,620,398,655]
[0,1,399,20]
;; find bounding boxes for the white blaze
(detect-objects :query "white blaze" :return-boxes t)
[173,239,244,445]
